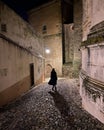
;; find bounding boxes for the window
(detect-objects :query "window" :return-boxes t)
[1,24,7,32]
[42,25,47,34]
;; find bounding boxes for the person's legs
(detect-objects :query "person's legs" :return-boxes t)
[52,85,57,91]
[54,85,57,91]
[52,85,54,91]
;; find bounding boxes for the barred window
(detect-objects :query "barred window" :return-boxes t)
[42,25,47,34]
[1,24,7,32]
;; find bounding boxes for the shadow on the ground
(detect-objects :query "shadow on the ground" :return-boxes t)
[48,90,75,125]
[0,92,32,112]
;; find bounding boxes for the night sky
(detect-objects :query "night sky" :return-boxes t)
[2,0,51,21]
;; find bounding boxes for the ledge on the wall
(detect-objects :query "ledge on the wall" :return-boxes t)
[63,62,73,66]
[81,35,104,47]
[81,21,104,47]
[80,70,104,90]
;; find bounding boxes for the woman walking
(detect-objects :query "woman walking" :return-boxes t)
[48,68,57,91]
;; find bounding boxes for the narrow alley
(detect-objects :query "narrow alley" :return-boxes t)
[0,79,104,130]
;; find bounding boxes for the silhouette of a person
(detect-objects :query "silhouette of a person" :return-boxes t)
[48,68,57,91]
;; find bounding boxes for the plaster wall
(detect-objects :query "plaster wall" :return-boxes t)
[0,1,44,55]
[0,2,45,106]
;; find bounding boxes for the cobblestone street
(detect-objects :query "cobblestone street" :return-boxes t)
[0,78,104,130]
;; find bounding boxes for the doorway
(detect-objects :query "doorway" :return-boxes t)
[30,63,34,87]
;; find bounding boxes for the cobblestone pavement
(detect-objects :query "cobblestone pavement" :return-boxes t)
[0,78,104,130]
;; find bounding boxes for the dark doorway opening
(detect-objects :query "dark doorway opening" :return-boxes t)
[30,63,34,87]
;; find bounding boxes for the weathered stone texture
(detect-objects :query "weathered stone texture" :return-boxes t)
[91,0,104,27]
[28,0,62,77]
[28,0,62,36]
[82,0,92,41]
[44,34,62,77]
[0,1,45,106]
[64,24,74,63]
[81,44,104,82]
[80,0,104,124]
[62,0,82,78]
[80,73,104,123]
[73,0,82,77]
[0,1,44,56]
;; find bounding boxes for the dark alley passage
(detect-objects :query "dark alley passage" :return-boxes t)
[0,79,104,130]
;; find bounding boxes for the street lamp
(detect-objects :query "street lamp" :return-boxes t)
[45,48,50,54]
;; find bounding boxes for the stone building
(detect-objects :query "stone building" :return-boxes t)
[0,1,45,106]
[0,0,104,124]
[28,0,63,77]
[0,0,82,106]
[80,0,104,124]
[28,0,104,123]
[62,0,82,78]
[28,0,82,78]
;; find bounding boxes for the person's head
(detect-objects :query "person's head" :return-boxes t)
[52,68,55,72]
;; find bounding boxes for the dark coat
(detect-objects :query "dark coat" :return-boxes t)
[48,68,57,86]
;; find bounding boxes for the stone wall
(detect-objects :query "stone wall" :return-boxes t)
[82,0,92,41]
[0,2,44,56]
[63,0,82,78]
[81,44,104,82]
[62,24,74,78]
[0,1,45,106]
[80,0,104,123]
[44,34,62,77]
[91,0,104,27]
[28,0,62,77]
[63,24,74,63]
[73,0,82,77]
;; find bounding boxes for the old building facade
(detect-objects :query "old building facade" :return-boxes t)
[28,0,82,78]
[62,0,82,78]
[0,1,45,106]
[28,0,62,77]
[0,0,104,124]
[80,0,104,123]
[0,0,82,106]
